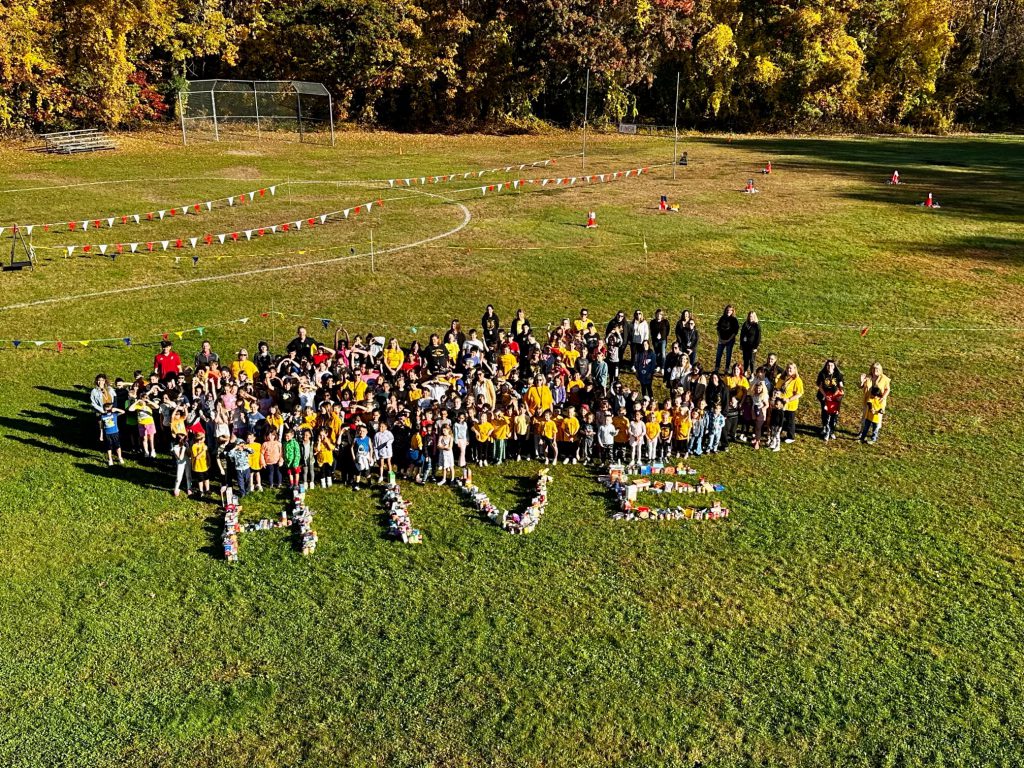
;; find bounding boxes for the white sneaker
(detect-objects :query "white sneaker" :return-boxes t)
[437,479,446,485]
[563,458,569,465]
[771,444,781,452]
[784,438,795,444]
[108,458,114,466]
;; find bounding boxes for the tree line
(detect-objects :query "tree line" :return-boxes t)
[1,0,1022,134]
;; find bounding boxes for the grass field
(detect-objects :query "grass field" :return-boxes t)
[1,127,1023,767]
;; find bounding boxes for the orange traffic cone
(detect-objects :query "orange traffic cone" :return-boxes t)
[586,211,597,228]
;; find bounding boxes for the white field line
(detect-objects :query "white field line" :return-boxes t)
[0,191,470,312]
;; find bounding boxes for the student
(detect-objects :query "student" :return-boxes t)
[129,395,159,459]
[491,408,511,465]
[539,410,559,464]
[374,419,394,482]
[739,312,761,373]
[859,362,892,441]
[352,424,373,488]
[707,404,726,453]
[597,413,616,464]
[315,429,336,488]
[283,429,302,488]
[612,408,630,462]
[628,411,646,466]
[644,411,660,463]
[226,438,255,499]
[580,410,597,464]
[436,425,455,484]
[473,412,494,466]
[687,407,705,457]
[300,429,317,489]
[171,433,193,497]
[99,402,125,466]
[453,412,470,467]
[558,406,580,464]
[816,359,845,441]
[246,433,263,493]
[768,395,786,452]
[859,387,884,444]
[775,363,804,444]
[261,430,283,489]
[190,434,211,496]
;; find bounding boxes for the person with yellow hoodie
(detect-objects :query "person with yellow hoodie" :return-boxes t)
[774,362,805,447]
[491,408,511,465]
[539,410,559,464]
[558,406,580,464]
[472,412,494,466]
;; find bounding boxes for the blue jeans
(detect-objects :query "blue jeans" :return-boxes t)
[715,340,734,371]
[859,417,881,443]
[235,467,251,498]
[688,432,703,456]
[654,340,667,369]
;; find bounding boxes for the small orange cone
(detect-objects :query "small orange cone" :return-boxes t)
[586,211,597,228]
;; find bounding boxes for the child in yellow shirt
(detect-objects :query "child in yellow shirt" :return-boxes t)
[858,387,884,444]
[558,406,580,464]
[490,409,511,465]
[246,434,263,492]
[540,410,559,464]
[472,415,494,465]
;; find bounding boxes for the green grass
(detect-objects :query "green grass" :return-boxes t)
[1,128,1023,767]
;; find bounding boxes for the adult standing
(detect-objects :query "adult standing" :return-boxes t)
[859,362,892,441]
[635,340,657,400]
[775,362,804,446]
[739,311,761,374]
[679,318,699,367]
[714,305,739,372]
[481,305,500,351]
[194,340,219,369]
[816,360,845,441]
[153,341,182,380]
[286,326,326,362]
[90,374,117,415]
[627,310,650,368]
[650,309,670,373]
[423,333,449,376]
[510,309,530,341]
[674,309,693,348]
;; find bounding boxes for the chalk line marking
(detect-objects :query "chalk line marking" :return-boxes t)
[0,191,470,312]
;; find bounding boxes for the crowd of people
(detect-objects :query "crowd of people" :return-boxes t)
[87,305,893,499]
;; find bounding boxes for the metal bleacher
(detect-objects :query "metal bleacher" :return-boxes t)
[39,129,116,155]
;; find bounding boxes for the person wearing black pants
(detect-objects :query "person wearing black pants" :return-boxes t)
[740,311,761,374]
[715,305,739,372]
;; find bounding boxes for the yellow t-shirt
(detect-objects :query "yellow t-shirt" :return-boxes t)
[499,353,518,375]
[266,413,284,434]
[777,376,804,412]
[491,414,511,440]
[445,341,460,361]
[542,420,558,440]
[862,374,891,411]
[726,375,750,399]
[559,416,580,441]
[190,442,209,473]
[382,348,405,370]
[645,421,660,440]
[673,412,691,440]
[247,442,262,470]
[301,412,318,431]
[560,349,581,367]
[514,413,531,437]
[473,421,494,442]
[229,359,259,380]
[525,385,553,415]
[865,396,884,424]
[613,415,629,443]
[315,439,335,466]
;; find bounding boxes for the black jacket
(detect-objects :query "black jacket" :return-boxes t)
[679,326,699,354]
[651,318,670,343]
[716,314,739,344]
[740,321,761,350]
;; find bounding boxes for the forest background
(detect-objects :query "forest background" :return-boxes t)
[1,0,1022,134]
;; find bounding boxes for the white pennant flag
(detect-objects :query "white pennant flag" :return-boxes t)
[161,240,170,250]
[343,210,350,218]
[99,244,108,254]
[366,202,373,212]
[541,179,548,187]
[107,217,115,228]
[26,225,34,235]
[389,180,395,187]
[189,237,199,248]
[481,186,487,195]
[248,191,255,201]
[404,178,411,186]
[245,230,252,240]
[599,175,606,182]
[239,317,250,324]
[82,220,89,231]
[67,246,75,257]
[181,206,189,216]
[34,341,44,347]
[570,177,577,184]
[206,201,213,211]
[270,225,278,234]
[130,243,138,253]
[477,171,484,178]
[269,186,276,196]
[294,220,302,230]
[319,214,328,224]
[133,214,140,223]
[0,227,5,236]
[504,166,512,172]
[158,210,166,220]
[419,177,426,185]
[228,197,235,207]
[217,234,226,244]
[463,173,470,179]
[496,183,504,192]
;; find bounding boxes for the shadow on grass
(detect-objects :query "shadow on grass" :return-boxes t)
[74,460,168,491]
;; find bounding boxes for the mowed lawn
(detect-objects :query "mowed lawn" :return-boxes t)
[1,128,1023,767]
